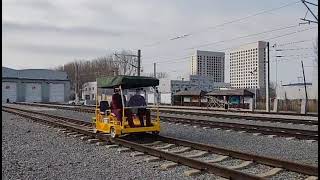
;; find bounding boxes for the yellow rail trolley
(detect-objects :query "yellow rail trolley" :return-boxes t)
[93,75,160,138]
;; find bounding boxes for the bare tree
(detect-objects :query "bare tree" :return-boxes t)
[53,50,140,99]
[113,50,138,76]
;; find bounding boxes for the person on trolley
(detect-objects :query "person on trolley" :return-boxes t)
[110,88,134,127]
[127,88,151,127]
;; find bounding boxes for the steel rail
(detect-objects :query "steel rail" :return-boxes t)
[153,105,319,117]
[2,107,318,177]
[13,102,318,125]
[30,101,319,117]
[8,103,318,140]
[157,115,318,140]
[13,102,94,113]
[3,105,92,126]
[152,135,318,176]
[2,107,263,180]
[156,109,318,126]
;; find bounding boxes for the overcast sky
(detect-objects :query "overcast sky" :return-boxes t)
[2,0,318,84]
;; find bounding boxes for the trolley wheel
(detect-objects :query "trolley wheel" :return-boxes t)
[110,127,118,138]
[152,131,159,135]
[93,128,97,133]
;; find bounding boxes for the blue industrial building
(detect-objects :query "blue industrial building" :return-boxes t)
[2,67,70,103]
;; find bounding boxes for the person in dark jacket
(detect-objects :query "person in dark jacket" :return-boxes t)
[110,88,134,127]
[127,89,151,127]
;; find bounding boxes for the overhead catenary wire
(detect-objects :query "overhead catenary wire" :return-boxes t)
[184,24,302,50]
[273,56,316,62]
[276,39,315,46]
[145,52,316,67]
[142,0,301,48]
[275,47,314,51]
[216,26,317,52]
[143,26,317,66]
[143,25,317,62]
[273,53,315,57]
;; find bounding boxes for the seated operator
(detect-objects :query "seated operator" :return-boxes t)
[110,88,134,127]
[127,88,151,127]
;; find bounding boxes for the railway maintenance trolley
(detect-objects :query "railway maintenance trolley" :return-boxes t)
[92,75,160,138]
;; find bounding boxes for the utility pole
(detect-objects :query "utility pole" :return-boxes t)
[273,44,278,88]
[137,49,141,76]
[74,63,79,103]
[266,42,270,112]
[249,68,257,110]
[301,61,308,114]
[153,63,157,78]
[153,62,157,104]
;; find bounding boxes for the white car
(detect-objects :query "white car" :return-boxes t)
[68,99,85,105]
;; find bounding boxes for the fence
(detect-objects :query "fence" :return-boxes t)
[256,98,274,110]
[256,99,318,113]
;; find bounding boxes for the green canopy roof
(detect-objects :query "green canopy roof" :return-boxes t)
[97,75,159,89]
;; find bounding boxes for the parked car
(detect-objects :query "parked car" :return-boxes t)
[68,99,85,105]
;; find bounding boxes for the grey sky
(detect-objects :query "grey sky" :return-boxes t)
[2,0,318,84]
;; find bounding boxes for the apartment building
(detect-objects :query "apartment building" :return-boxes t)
[191,50,225,82]
[229,41,267,89]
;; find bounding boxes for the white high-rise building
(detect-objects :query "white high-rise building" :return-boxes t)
[191,50,225,82]
[229,41,267,89]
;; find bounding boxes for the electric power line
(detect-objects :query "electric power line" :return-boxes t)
[274,56,316,62]
[217,26,317,52]
[142,0,301,48]
[276,39,315,46]
[184,24,301,50]
[275,47,314,51]
[143,26,316,66]
[274,53,315,57]
[144,25,316,61]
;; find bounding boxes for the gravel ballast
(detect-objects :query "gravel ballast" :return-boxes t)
[2,112,222,180]
[3,104,318,167]
[161,121,318,166]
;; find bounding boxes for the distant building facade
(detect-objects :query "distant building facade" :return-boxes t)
[81,81,114,102]
[81,81,97,100]
[229,41,267,89]
[191,50,225,82]
[171,75,230,94]
[2,67,70,102]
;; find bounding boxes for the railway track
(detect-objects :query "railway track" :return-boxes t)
[157,114,318,141]
[31,102,319,117]
[158,110,318,126]
[12,102,318,126]
[7,103,318,141]
[153,105,319,117]
[2,106,318,180]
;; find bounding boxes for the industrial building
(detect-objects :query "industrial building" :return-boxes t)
[2,67,70,103]
[229,41,267,89]
[171,75,230,94]
[191,50,225,82]
[173,90,207,106]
